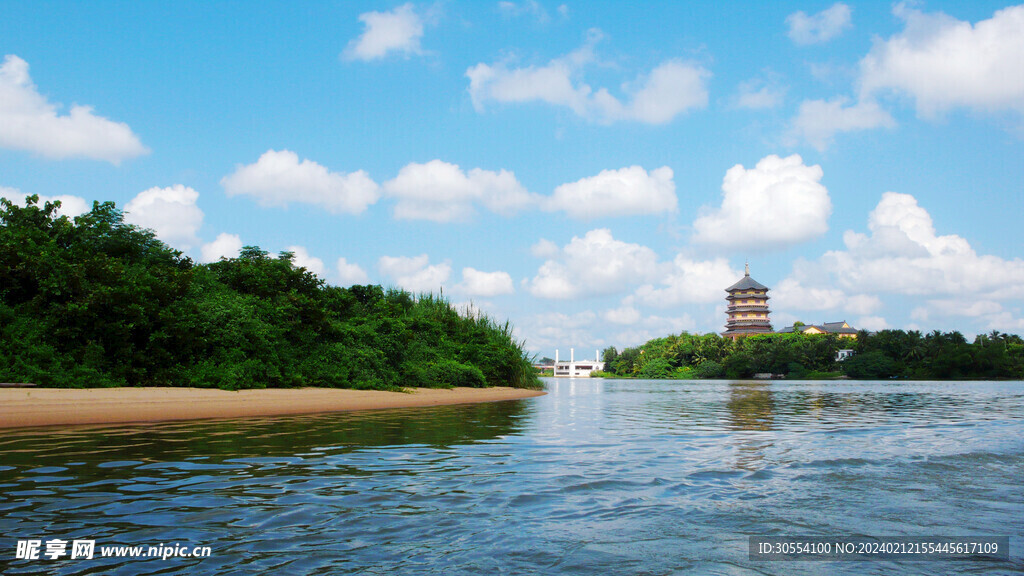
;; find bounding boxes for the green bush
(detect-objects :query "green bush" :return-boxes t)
[694,360,724,379]
[426,360,487,388]
[0,196,541,391]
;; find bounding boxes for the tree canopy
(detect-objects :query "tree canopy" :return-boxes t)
[600,328,1024,380]
[1,196,540,390]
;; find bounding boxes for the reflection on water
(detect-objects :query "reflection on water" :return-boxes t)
[2,380,1022,575]
[727,382,775,431]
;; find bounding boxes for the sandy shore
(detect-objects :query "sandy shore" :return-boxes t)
[0,386,546,429]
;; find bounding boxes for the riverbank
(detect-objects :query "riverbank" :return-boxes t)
[0,386,547,429]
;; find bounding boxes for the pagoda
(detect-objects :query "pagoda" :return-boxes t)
[723,263,772,339]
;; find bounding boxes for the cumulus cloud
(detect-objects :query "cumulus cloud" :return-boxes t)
[775,192,1024,330]
[770,276,882,316]
[859,4,1024,118]
[544,166,676,219]
[818,192,1024,299]
[38,194,91,218]
[0,55,148,163]
[221,150,380,215]
[458,267,515,297]
[786,3,853,45]
[344,3,424,61]
[519,310,601,352]
[788,97,896,150]
[337,257,370,286]
[635,256,740,307]
[1,189,91,219]
[124,185,204,251]
[612,313,698,349]
[466,30,708,124]
[530,238,560,258]
[527,228,659,299]
[286,245,326,277]
[856,316,889,331]
[692,154,833,251]
[379,254,451,293]
[383,159,534,222]
[735,76,787,109]
[200,233,242,263]
[603,303,642,325]
[912,298,1024,333]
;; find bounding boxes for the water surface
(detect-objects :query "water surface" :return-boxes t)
[2,379,1022,574]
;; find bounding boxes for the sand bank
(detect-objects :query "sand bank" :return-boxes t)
[0,386,546,429]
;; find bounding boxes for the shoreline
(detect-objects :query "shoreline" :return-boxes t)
[0,386,547,429]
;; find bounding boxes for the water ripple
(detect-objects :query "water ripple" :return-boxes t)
[1,381,1022,575]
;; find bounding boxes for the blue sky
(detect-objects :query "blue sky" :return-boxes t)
[2,1,1023,357]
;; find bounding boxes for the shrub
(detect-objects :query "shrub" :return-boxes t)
[426,360,487,388]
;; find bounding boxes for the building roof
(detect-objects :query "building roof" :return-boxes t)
[778,321,858,335]
[725,263,769,292]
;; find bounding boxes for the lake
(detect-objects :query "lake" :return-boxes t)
[2,379,1022,575]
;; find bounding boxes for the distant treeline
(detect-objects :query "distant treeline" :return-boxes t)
[601,328,1024,380]
[1,196,540,390]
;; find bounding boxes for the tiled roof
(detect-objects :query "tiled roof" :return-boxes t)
[778,322,858,335]
[725,274,768,292]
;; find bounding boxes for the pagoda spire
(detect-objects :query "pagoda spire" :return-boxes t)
[745,261,750,276]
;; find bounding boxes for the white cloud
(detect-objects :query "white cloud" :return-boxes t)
[124,185,204,251]
[286,245,326,277]
[458,267,515,297]
[1,189,91,219]
[735,77,786,109]
[613,313,698,349]
[771,276,882,316]
[530,238,560,258]
[819,192,1024,299]
[466,30,708,124]
[527,228,659,299]
[603,304,641,325]
[520,310,601,352]
[344,3,424,61]
[544,166,677,219]
[0,186,20,204]
[39,195,90,218]
[911,298,1024,333]
[859,4,1024,118]
[692,154,833,251]
[221,150,380,215]
[786,3,852,45]
[612,60,711,124]
[0,55,148,163]
[200,233,242,263]
[635,256,739,307]
[788,97,895,150]
[498,1,549,23]
[985,312,1024,332]
[927,299,1004,318]
[383,159,534,222]
[378,254,451,293]
[337,257,370,285]
[777,193,1024,329]
[857,316,889,331]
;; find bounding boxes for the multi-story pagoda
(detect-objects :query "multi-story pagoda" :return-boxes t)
[723,263,772,339]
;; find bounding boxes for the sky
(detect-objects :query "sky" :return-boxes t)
[2,1,1024,358]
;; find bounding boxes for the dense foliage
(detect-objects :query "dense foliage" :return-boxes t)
[0,196,540,390]
[601,327,1024,380]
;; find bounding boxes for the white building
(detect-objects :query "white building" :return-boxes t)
[553,348,605,378]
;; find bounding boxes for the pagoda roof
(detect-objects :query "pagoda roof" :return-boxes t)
[726,273,768,292]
